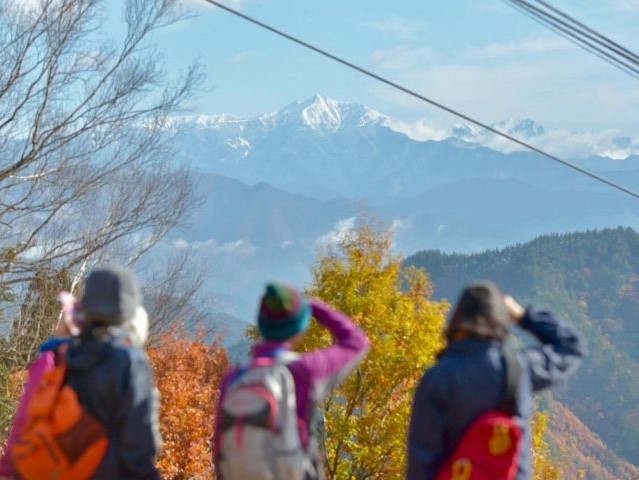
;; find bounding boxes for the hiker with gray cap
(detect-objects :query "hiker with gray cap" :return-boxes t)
[64,265,161,479]
[406,281,585,480]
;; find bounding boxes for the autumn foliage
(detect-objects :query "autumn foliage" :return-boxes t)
[0,368,27,448]
[297,219,573,479]
[531,410,562,480]
[300,221,448,479]
[544,398,639,479]
[149,326,228,480]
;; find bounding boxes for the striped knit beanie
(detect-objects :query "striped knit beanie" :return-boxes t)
[258,283,311,340]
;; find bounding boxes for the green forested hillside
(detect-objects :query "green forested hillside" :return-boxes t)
[405,226,639,471]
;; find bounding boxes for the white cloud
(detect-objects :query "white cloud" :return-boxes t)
[497,128,639,159]
[380,75,639,158]
[172,238,256,255]
[172,239,189,249]
[424,117,639,159]
[468,37,568,59]
[214,240,255,255]
[371,46,432,71]
[280,240,294,248]
[362,17,418,41]
[390,217,412,233]
[316,217,356,247]
[387,118,448,141]
[371,54,639,136]
[230,51,249,64]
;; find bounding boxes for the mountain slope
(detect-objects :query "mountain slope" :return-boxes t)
[186,173,358,246]
[163,173,362,320]
[545,399,639,479]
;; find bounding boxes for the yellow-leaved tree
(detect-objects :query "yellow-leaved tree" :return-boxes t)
[532,410,562,480]
[299,219,448,479]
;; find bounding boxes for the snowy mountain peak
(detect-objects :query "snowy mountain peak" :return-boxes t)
[168,96,638,161]
[492,118,546,138]
[451,123,483,139]
[159,113,243,131]
[301,95,342,130]
[450,118,546,142]
[272,94,388,133]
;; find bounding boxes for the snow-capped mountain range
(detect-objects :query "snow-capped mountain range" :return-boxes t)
[447,116,639,160]
[157,94,639,321]
[170,94,639,168]
[169,95,639,202]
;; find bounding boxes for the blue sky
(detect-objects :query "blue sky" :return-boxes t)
[122,1,638,135]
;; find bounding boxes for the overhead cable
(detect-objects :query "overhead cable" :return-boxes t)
[534,0,639,65]
[503,0,639,79]
[202,0,639,201]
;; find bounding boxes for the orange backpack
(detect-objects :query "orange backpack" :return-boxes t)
[11,350,108,480]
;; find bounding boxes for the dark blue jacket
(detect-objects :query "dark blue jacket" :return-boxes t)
[65,328,161,480]
[407,308,585,480]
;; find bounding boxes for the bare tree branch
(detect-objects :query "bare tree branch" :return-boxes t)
[0,0,207,339]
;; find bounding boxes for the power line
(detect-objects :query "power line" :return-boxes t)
[505,0,639,78]
[202,0,639,201]
[504,0,639,79]
[535,0,639,64]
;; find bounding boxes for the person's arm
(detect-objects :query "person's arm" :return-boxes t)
[117,349,162,480]
[0,351,55,477]
[406,372,445,480]
[296,298,369,396]
[505,295,585,392]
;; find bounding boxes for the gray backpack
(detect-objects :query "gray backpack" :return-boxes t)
[218,353,311,480]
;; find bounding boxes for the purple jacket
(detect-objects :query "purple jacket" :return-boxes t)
[0,350,56,476]
[213,298,369,470]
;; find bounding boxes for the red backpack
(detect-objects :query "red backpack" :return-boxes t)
[435,347,522,480]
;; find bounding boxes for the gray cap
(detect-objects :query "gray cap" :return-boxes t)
[81,265,142,326]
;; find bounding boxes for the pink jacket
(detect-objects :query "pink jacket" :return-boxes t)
[0,350,56,476]
[213,298,369,464]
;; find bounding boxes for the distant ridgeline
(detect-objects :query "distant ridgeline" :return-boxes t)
[405,227,639,474]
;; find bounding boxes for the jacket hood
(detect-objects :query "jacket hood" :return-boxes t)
[65,327,129,371]
[439,336,502,359]
[251,339,291,358]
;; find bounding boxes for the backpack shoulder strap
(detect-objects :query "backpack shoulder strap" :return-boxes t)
[229,349,299,383]
[249,349,299,368]
[274,350,300,365]
[502,342,521,414]
[53,342,69,366]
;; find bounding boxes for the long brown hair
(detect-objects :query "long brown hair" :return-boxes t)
[444,281,510,342]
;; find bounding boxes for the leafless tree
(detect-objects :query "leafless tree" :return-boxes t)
[0,0,204,295]
[0,0,210,435]
[141,249,215,343]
